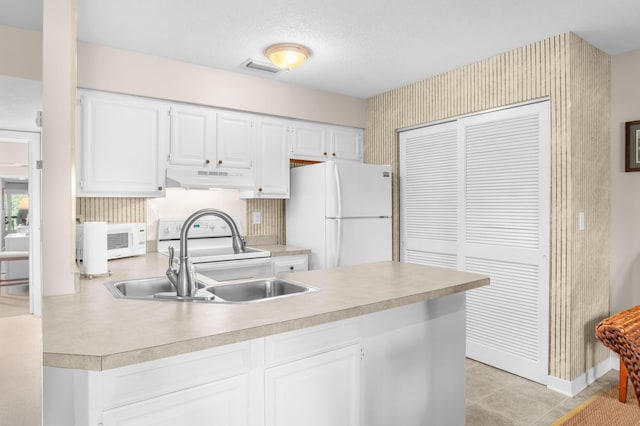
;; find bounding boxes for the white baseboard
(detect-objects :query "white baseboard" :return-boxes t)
[546,355,616,397]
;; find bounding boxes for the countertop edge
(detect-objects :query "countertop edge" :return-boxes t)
[44,276,488,371]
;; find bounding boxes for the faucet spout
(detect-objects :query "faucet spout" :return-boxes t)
[171,208,246,298]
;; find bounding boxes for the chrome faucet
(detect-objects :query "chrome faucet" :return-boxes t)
[166,208,246,298]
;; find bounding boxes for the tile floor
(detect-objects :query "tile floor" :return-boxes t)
[466,358,620,425]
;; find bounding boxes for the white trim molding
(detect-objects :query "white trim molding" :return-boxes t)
[547,355,616,397]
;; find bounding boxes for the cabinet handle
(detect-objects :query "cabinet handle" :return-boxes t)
[323,152,327,156]
[289,266,294,270]
[332,152,336,157]
[157,186,163,191]
[218,160,223,165]
[258,188,263,192]
[205,159,210,165]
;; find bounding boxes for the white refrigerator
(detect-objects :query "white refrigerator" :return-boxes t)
[286,161,392,270]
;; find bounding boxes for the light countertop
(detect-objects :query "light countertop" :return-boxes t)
[253,244,310,257]
[43,253,488,371]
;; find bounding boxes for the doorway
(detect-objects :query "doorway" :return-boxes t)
[0,129,42,317]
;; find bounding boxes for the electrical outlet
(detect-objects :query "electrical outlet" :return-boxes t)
[578,212,585,231]
[252,211,261,225]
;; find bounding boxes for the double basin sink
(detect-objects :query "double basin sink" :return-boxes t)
[104,275,318,304]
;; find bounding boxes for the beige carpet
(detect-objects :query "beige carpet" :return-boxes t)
[0,315,42,426]
[554,385,640,425]
[0,287,29,318]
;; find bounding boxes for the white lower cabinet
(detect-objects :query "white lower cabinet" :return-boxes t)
[44,340,265,426]
[272,255,308,274]
[102,375,253,426]
[265,345,361,426]
[43,295,466,426]
[361,293,466,426]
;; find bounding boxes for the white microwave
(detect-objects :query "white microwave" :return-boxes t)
[76,222,147,260]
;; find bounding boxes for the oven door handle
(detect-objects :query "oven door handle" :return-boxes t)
[193,257,272,271]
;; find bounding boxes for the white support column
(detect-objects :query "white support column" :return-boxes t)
[42,0,77,295]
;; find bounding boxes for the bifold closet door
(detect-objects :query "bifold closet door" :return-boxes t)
[399,121,458,269]
[400,101,550,384]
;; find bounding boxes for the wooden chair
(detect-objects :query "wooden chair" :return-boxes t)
[595,305,640,405]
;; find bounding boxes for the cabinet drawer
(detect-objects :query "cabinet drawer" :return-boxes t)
[101,340,260,410]
[272,255,308,274]
[265,318,360,367]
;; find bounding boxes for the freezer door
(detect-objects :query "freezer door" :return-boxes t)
[326,218,392,268]
[325,161,392,218]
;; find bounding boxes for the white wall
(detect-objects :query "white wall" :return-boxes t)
[41,0,77,296]
[77,42,366,128]
[0,26,42,82]
[0,141,28,177]
[610,48,640,313]
[0,76,42,133]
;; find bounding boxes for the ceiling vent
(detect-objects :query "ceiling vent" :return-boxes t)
[241,59,282,74]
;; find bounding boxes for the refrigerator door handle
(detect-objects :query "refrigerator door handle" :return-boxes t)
[334,162,342,218]
[336,219,343,267]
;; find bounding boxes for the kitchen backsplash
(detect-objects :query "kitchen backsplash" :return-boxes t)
[76,191,286,245]
[76,197,146,224]
[245,198,285,244]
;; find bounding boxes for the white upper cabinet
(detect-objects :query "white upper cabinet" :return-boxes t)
[168,104,216,168]
[290,122,363,162]
[216,111,254,170]
[167,107,254,190]
[77,89,168,197]
[329,126,363,161]
[241,117,290,199]
[169,106,253,171]
[289,122,328,161]
[76,89,363,197]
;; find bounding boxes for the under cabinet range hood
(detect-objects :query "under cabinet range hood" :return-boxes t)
[165,165,254,190]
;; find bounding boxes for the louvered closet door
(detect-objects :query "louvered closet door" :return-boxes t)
[399,121,458,269]
[399,101,549,385]
[461,102,549,384]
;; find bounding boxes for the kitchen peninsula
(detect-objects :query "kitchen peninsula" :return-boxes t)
[43,253,488,426]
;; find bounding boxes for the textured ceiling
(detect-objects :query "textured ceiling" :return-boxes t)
[1,0,640,98]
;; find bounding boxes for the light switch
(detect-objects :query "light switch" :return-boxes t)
[578,212,585,231]
[252,211,261,225]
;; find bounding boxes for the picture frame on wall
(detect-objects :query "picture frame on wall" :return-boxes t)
[625,120,640,172]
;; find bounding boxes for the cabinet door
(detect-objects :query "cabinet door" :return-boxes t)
[77,91,168,197]
[217,112,254,169]
[254,118,290,198]
[289,122,328,161]
[330,127,363,161]
[102,375,252,426]
[168,104,216,167]
[265,344,360,426]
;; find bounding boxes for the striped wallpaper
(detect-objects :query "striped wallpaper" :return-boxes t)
[76,32,611,382]
[76,197,146,224]
[365,32,610,382]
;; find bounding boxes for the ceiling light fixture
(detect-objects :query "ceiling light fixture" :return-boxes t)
[264,43,311,70]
